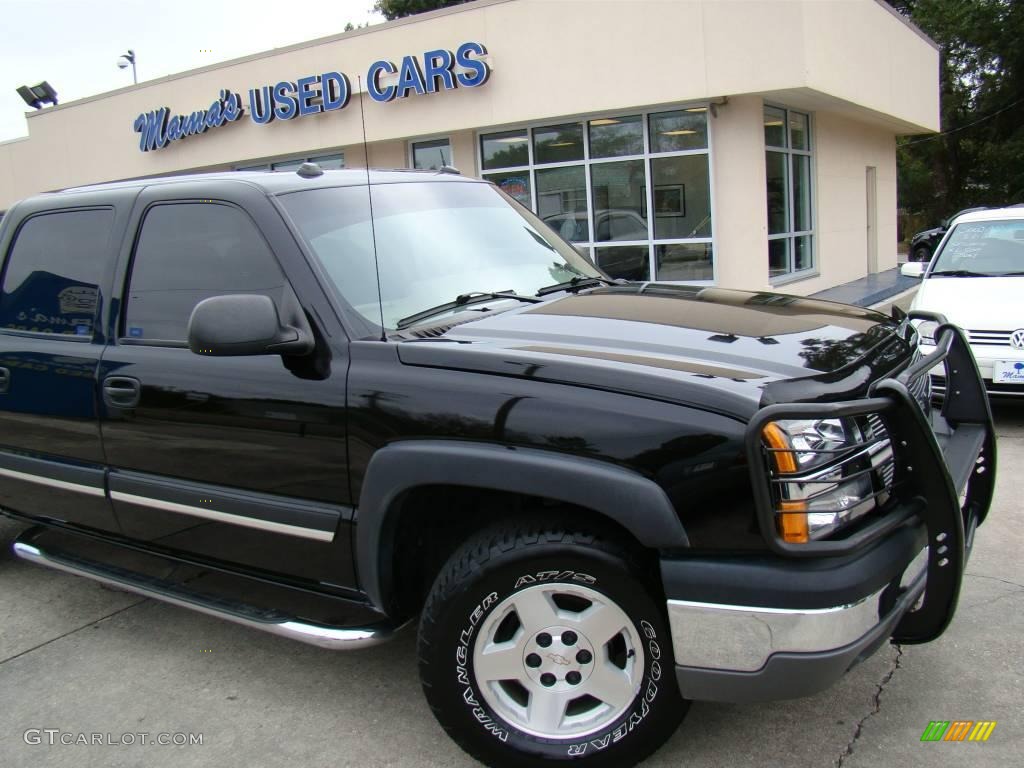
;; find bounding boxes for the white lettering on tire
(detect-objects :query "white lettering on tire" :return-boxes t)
[566,618,661,755]
[454,591,509,743]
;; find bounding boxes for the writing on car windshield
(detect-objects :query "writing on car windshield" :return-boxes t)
[279,181,601,329]
[933,219,1024,276]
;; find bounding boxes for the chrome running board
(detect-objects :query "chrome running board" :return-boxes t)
[13,538,399,651]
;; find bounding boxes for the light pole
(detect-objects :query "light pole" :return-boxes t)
[117,49,137,85]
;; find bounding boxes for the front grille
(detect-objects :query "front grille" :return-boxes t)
[966,329,1012,346]
[863,414,896,491]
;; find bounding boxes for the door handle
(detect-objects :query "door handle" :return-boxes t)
[0,367,9,394]
[103,376,141,409]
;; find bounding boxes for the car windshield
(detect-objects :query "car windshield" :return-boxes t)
[279,181,601,329]
[932,218,1024,276]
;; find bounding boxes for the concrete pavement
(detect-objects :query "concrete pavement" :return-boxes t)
[1,406,1021,768]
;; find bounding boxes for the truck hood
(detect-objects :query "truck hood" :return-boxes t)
[396,285,908,418]
[913,275,1024,329]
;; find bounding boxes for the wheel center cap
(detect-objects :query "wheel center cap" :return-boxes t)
[522,626,596,690]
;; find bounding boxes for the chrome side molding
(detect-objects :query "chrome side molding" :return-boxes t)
[12,541,396,651]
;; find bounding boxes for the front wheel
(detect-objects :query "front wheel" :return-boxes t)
[418,519,687,767]
[912,245,932,263]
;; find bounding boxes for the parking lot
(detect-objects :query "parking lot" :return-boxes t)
[1,399,1021,768]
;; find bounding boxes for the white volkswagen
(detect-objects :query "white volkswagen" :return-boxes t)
[901,207,1024,396]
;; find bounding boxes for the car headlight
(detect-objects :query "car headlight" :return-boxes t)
[762,417,892,543]
[916,320,938,345]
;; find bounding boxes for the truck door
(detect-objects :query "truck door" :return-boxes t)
[97,184,356,588]
[0,203,121,532]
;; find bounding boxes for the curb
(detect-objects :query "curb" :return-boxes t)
[869,285,919,311]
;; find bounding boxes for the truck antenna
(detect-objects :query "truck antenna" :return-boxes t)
[357,75,387,341]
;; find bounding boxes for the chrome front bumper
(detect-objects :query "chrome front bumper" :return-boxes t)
[668,546,928,700]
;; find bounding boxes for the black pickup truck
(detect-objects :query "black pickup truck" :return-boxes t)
[0,166,995,767]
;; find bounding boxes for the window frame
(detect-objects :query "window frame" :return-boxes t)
[117,199,289,348]
[475,103,716,284]
[765,104,816,285]
[0,205,115,342]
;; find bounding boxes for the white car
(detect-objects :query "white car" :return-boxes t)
[901,206,1024,396]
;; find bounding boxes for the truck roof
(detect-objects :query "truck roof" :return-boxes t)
[46,167,474,199]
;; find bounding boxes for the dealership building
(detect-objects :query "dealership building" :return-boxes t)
[0,0,938,294]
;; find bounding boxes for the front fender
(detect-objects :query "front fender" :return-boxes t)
[354,440,688,612]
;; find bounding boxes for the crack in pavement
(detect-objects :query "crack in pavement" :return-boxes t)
[835,644,903,768]
[964,572,1024,590]
[0,598,148,666]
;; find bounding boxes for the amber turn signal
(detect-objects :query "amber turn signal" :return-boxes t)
[762,422,798,474]
[778,500,809,543]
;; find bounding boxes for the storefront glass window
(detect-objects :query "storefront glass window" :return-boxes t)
[656,243,714,282]
[595,245,649,282]
[311,153,344,170]
[412,139,451,170]
[649,109,708,153]
[481,170,531,208]
[588,115,643,158]
[481,130,529,170]
[236,152,344,172]
[591,160,647,242]
[765,105,814,280]
[650,154,711,239]
[536,166,588,242]
[534,123,584,165]
[479,106,714,282]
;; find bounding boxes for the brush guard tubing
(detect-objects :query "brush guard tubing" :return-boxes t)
[744,317,996,643]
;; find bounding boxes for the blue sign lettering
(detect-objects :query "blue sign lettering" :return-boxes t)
[132,90,244,152]
[131,42,490,151]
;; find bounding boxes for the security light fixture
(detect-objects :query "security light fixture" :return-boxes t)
[117,49,137,85]
[16,82,59,109]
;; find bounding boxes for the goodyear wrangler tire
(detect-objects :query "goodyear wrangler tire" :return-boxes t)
[418,519,687,767]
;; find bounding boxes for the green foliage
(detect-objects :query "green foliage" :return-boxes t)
[888,1,1024,225]
[374,0,472,21]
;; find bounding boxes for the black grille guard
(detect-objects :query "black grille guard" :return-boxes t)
[744,312,996,644]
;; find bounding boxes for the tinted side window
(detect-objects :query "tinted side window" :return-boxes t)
[124,203,285,343]
[0,208,114,336]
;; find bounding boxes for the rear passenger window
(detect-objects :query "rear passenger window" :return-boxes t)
[0,208,114,336]
[124,203,286,343]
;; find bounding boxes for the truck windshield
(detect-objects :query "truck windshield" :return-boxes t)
[278,181,602,329]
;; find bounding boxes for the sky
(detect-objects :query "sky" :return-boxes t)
[0,0,384,143]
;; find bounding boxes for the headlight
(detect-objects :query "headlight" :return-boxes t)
[916,320,938,344]
[762,417,892,543]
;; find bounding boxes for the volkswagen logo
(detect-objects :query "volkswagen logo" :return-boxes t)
[1011,329,1024,350]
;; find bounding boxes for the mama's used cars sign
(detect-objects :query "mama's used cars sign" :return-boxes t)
[132,42,489,153]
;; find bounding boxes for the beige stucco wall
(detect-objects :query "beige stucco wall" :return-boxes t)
[0,0,936,209]
[709,94,770,290]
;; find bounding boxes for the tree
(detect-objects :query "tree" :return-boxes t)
[374,0,472,21]
[886,1,1024,226]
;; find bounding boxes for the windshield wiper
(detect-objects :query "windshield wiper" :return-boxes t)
[536,276,621,297]
[929,269,993,277]
[992,270,1024,276]
[396,291,542,330]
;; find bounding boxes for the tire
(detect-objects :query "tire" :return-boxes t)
[912,245,931,263]
[418,518,688,768]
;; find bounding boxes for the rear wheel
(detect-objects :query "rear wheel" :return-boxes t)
[912,245,931,263]
[417,519,687,767]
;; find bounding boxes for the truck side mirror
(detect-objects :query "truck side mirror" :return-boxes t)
[900,262,926,279]
[188,294,314,357]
